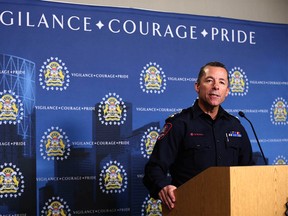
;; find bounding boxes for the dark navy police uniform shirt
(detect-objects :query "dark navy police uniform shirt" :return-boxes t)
[143,100,254,198]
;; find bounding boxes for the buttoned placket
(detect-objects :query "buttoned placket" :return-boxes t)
[211,117,225,166]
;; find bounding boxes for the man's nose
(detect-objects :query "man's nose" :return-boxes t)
[213,82,220,89]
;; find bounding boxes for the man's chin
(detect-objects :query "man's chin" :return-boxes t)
[208,99,221,106]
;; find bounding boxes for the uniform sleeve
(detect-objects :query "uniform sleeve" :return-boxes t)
[142,117,185,198]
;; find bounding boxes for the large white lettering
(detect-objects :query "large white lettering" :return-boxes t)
[108,19,198,39]
[67,16,80,30]
[123,20,136,34]
[0,10,92,31]
[152,22,161,36]
[108,19,120,33]
[0,11,13,25]
[0,10,257,44]
[211,27,256,44]
[175,25,187,39]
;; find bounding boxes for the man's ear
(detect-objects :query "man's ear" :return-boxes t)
[194,82,199,93]
[225,87,230,97]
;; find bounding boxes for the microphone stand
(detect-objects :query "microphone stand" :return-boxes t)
[239,111,268,165]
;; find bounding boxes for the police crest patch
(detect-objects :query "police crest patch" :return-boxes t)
[0,163,25,198]
[39,57,70,91]
[140,126,160,159]
[98,92,127,125]
[229,67,249,96]
[157,123,172,140]
[40,126,71,161]
[141,195,162,216]
[99,160,128,194]
[41,197,71,216]
[139,62,167,94]
[273,155,288,165]
[0,90,24,125]
[270,97,287,125]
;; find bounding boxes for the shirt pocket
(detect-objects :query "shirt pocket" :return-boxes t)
[182,137,214,169]
[184,135,212,151]
[186,141,212,151]
[225,136,240,149]
[225,136,241,165]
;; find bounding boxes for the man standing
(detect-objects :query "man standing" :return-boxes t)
[143,61,254,210]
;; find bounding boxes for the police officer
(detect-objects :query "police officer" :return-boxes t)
[143,61,254,210]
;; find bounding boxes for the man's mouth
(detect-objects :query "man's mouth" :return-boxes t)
[209,92,219,97]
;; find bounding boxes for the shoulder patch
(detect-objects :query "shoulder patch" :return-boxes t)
[157,123,172,140]
[166,109,183,121]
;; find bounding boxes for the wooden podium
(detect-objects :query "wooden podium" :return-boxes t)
[163,165,288,216]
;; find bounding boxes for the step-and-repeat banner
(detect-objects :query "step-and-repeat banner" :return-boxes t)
[0,0,287,215]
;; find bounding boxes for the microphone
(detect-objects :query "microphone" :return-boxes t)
[238,111,268,165]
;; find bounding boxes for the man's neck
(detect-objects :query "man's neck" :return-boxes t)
[197,101,219,120]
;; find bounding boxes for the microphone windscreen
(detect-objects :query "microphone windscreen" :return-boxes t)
[238,111,245,117]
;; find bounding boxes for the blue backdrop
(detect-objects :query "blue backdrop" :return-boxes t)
[0,0,287,215]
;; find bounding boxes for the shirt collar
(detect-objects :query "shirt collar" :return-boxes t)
[192,99,229,120]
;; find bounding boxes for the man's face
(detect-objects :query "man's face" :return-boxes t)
[195,65,230,108]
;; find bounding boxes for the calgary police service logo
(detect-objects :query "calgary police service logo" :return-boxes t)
[99,160,128,194]
[0,163,24,198]
[141,195,162,216]
[98,93,127,125]
[39,57,70,91]
[141,127,160,159]
[40,126,71,161]
[41,196,71,216]
[273,155,288,165]
[0,90,24,125]
[140,62,167,94]
[229,67,249,96]
[270,97,287,125]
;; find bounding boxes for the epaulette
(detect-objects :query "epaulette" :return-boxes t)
[165,109,184,121]
[227,112,240,122]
